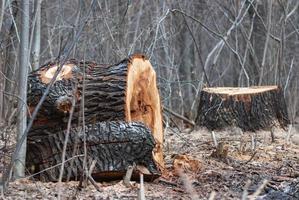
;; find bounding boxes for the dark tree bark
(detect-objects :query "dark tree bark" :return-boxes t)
[195,86,289,131]
[27,54,164,169]
[27,59,123,128]
[26,121,160,181]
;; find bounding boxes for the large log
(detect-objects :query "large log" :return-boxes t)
[26,121,160,181]
[27,54,164,169]
[195,86,289,131]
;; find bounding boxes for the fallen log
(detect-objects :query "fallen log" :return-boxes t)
[27,54,164,169]
[26,121,160,181]
[195,86,289,131]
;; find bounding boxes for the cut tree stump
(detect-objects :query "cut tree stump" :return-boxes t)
[27,54,164,169]
[26,121,160,181]
[195,86,289,131]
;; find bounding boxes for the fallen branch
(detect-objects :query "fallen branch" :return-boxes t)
[242,151,258,165]
[163,106,195,126]
[76,160,101,195]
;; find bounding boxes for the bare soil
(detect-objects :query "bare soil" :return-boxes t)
[1,125,299,199]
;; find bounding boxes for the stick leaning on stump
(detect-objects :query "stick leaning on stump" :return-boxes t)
[26,54,164,181]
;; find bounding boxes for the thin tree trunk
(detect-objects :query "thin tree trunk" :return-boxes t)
[14,0,30,178]
[32,0,42,70]
[2,0,18,123]
[0,0,5,33]
[258,0,272,85]
[249,1,266,84]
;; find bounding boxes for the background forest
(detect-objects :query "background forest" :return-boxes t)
[0,0,299,199]
[0,0,298,127]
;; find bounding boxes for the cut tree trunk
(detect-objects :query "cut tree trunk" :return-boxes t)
[27,54,164,169]
[195,86,289,131]
[26,121,160,181]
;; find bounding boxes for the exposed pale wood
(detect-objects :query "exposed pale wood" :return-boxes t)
[125,55,163,169]
[202,86,278,95]
[196,86,289,131]
[40,63,75,83]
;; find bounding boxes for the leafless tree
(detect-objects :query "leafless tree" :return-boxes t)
[14,0,30,178]
[31,0,42,70]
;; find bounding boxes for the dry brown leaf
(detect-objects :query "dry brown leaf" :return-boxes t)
[172,154,202,175]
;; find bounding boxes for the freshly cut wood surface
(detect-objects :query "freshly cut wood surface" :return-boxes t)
[196,86,289,131]
[202,86,278,95]
[125,55,163,169]
[26,121,160,181]
[39,63,76,84]
[27,54,164,169]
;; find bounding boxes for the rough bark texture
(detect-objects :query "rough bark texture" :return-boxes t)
[27,59,125,129]
[195,86,289,131]
[27,54,164,169]
[26,121,160,181]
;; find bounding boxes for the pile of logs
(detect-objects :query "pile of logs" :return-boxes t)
[26,53,290,181]
[26,54,164,181]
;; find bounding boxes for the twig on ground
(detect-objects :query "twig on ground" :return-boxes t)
[242,151,258,165]
[88,175,101,192]
[137,173,145,200]
[270,127,275,143]
[211,131,218,148]
[123,164,135,187]
[248,180,268,200]
[208,191,216,200]
[87,160,101,192]
[241,180,251,200]
[251,134,256,151]
[158,178,178,187]
[285,124,293,144]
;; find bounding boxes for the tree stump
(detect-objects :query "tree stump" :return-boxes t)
[27,54,164,170]
[26,121,160,181]
[195,86,289,131]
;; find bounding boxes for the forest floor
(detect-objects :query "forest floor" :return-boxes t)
[1,125,299,199]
